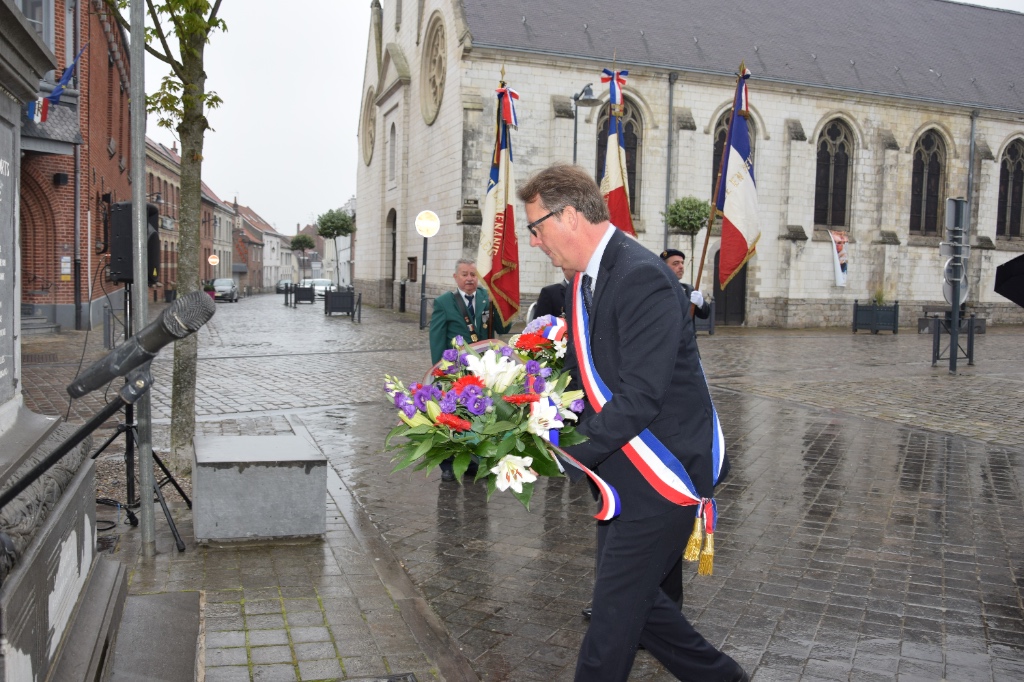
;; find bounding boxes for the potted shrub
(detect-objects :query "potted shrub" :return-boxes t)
[853,289,899,334]
[164,282,177,303]
[662,197,710,268]
[203,282,216,300]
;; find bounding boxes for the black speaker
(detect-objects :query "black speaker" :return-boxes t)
[109,201,160,285]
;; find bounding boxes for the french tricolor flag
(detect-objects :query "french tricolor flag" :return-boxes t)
[716,66,760,288]
[599,69,636,237]
[26,97,49,123]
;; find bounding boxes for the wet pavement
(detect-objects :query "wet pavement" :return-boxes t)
[20,293,1024,681]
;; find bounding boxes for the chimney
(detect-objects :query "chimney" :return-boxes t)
[171,141,178,154]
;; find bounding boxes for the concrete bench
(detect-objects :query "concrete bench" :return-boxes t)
[193,435,327,542]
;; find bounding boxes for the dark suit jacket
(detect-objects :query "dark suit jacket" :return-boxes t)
[534,280,568,318]
[564,229,718,520]
[680,281,712,319]
[429,288,511,363]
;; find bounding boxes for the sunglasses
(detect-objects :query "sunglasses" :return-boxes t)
[526,211,555,237]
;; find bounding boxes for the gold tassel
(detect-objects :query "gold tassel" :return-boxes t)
[683,517,703,562]
[698,533,714,575]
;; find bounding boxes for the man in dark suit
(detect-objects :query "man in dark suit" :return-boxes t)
[533,267,574,319]
[661,248,711,319]
[429,258,511,481]
[518,164,746,682]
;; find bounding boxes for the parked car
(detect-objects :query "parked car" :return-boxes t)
[300,278,338,298]
[212,278,239,302]
[275,278,293,293]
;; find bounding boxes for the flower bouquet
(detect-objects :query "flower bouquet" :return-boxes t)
[384,315,586,509]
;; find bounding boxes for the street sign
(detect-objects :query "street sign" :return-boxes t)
[415,210,440,238]
[943,258,968,305]
[208,254,220,266]
[939,242,971,259]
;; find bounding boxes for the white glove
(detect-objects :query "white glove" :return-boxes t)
[690,290,704,308]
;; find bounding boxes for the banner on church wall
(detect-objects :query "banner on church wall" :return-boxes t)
[828,230,849,287]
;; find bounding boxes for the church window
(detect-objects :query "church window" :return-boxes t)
[595,97,643,214]
[909,130,945,234]
[712,111,756,201]
[814,120,853,228]
[997,138,1023,238]
[420,14,446,125]
[388,123,397,182]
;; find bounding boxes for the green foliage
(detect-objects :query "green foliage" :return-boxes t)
[316,209,355,240]
[290,234,316,252]
[663,197,711,236]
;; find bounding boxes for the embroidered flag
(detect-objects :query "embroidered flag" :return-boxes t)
[477,83,520,326]
[26,97,49,123]
[828,230,849,287]
[48,45,87,107]
[716,66,760,288]
[599,69,637,237]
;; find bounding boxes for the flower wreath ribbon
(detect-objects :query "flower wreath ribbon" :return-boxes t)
[567,272,727,573]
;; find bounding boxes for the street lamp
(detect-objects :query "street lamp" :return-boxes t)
[415,210,440,330]
[572,83,602,164]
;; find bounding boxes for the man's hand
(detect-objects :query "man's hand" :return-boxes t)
[690,290,704,308]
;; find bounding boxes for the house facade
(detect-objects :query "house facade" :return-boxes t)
[355,0,1024,327]
[146,137,181,292]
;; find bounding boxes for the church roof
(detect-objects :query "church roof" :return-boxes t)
[462,0,1024,114]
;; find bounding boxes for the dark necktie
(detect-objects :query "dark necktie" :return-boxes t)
[581,274,594,314]
[465,294,475,321]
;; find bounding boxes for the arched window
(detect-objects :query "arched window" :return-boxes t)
[712,111,756,200]
[596,97,643,214]
[997,138,1023,238]
[910,130,946,234]
[814,120,854,228]
[389,123,397,182]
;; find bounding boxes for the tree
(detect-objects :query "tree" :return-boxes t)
[108,0,225,471]
[316,208,355,287]
[290,234,316,281]
[663,197,710,282]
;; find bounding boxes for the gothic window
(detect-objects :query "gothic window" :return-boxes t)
[814,120,853,228]
[361,87,376,165]
[420,14,446,125]
[712,111,756,200]
[997,138,1024,238]
[909,130,945,234]
[388,123,397,182]
[595,97,643,213]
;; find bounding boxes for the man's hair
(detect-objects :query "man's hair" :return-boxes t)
[454,258,476,273]
[517,163,610,224]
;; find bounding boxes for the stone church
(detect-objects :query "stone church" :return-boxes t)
[355,0,1024,327]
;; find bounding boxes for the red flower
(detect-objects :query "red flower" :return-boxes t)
[432,367,446,377]
[503,393,541,404]
[436,413,472,431]
[452,375,485,394]
[515,333,551,352]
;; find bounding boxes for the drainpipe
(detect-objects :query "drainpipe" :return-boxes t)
[663,71,678,252]
[73,0,82,330]
[967,110,978,230]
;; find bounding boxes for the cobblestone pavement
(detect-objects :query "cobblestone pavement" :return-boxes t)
[21,294,1024,681]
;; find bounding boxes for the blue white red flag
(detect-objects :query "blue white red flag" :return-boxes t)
[48,45,87,107]
[599,69,636,237]
[26,97,49,123]
[716,66,760,288]
[477,83,520,325]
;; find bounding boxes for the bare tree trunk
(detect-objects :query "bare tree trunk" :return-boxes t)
[169,31,208,471]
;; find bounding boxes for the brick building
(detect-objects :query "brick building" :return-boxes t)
[146,137,181,293]
[356,0,1024,327]
[19,0,132,330]
[232,202,264,292]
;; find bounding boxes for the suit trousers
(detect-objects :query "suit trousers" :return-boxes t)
[576,505,740,682]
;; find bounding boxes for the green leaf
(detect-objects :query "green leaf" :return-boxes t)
[452,452,473,480]
[384,424,407,449]
[515,438,526,452]
[480,420,516,435]
[495,436,517,458]
[510,481,535,510]
[557,429,588,447]
[412,437,435,460]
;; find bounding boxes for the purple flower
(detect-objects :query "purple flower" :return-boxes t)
[459,385,482,403]
[413,385,441,411]
[459,352,470,367]
[401,403,417,418]
[439,391,458,414]
[394,393,410,409]
[499,345,514,358]
[538,367,553,378]
[532,377,546,394]
[524,315,556,334]
[454,335,465,347]
[570,399,585,413]
[525,360,540,375]
[466,394,492,416]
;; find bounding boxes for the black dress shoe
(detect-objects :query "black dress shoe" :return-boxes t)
[581,607,592,620]
[440,470,456,482]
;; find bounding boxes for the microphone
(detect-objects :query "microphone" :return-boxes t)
[67,290,216,399]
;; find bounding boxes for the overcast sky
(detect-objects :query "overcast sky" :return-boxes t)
[143,0,1024,236]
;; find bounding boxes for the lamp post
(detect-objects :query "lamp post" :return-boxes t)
[415,210,440,329]
[572,83,602,164]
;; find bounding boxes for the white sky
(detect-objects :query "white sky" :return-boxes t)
[143,0,1024,236]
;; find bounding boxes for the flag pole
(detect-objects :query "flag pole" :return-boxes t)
[488,68,506,340]
[692,63,744,312]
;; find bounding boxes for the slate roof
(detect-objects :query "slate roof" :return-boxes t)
[236,204,277,235]
[462,0,1024,113]
[21,103,83,144]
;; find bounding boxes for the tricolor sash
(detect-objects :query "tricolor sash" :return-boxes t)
[568,272,727,573]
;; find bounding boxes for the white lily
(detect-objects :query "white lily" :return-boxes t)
[547,391,578,421]
[490,454,538,493]
[553,338,568,359]
[464,349,523,392]
[527,399,564,439]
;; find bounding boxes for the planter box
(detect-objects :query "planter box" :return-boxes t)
[852,300,899,334]
[294,286,315,304]
[324,289,355,315]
